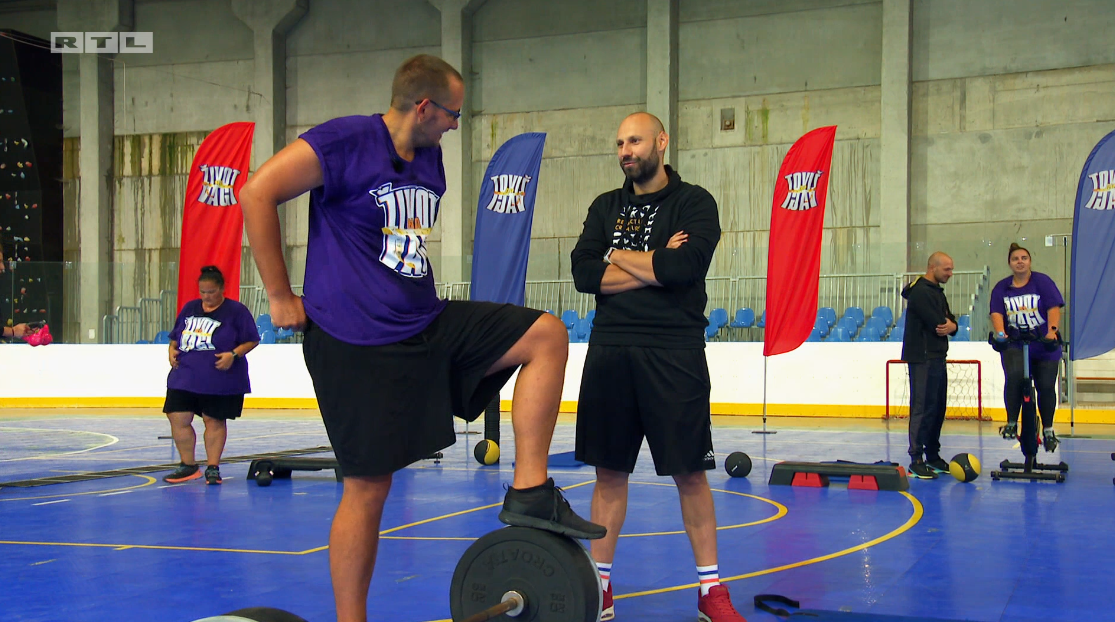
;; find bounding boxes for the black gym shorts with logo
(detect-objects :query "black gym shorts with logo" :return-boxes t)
[303,300,544,477]
[575,345,715,476]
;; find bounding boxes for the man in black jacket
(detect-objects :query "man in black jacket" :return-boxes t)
[901,251,958,479]
[570,112,745,622]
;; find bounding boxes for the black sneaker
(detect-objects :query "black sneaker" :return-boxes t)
[498,478,607,540]
[205,465,222,485]
[908,460,938,479]
[1042,428,1059,453]
[999,422,1018,440]
[926,458,951,473]
[164,463,201,483]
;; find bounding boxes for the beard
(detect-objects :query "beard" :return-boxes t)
[620,149,660,185]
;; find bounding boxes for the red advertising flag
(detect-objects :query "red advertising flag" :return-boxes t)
[176,122,255,313]
[763,125,836,357]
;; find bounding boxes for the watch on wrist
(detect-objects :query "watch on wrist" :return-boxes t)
[603,247,616,264]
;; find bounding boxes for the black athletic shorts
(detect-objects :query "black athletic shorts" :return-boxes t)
[303,301,544,477]
[163,388,245,420]
[575,345,714,476]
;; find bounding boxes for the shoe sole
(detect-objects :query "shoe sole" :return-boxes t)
[600,607,615,621]
[206,478,222,485]
[496,510,606,540]
[908,472,938,480]
[163,471,202,484]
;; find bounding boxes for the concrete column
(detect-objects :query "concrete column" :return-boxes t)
[231,0,308,169]
[429,0,486,283]
[880,0,911,273]
[57,0,133,342]
[646,0,679,166]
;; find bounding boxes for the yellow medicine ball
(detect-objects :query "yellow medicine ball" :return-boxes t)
[949,453,981,483]
[474,439,500,466]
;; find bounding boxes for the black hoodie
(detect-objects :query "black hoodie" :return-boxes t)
[570,166,720,348]
[900,276,957,363]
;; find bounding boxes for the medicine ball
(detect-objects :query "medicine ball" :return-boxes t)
[949,453,981,483]
[474,439,500,466]
[725,452,752,478]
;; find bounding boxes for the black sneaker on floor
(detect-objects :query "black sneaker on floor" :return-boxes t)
[926,458,951,473]
[205,465,222,485]
[908,460,938,479]
[164,463,201,483]
[498,478,607,540]
[1042,429,1059,453]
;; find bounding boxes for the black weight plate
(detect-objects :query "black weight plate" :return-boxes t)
[224,607,308,622]
[450,526,601,622]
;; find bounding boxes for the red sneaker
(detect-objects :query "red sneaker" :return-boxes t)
[600,583,614,620]
[698,584,747,622]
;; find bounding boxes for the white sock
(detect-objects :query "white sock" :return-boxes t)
[597,562,611,591]
[697,564,720,596]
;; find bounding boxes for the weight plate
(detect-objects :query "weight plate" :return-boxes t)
[450,526,601,622]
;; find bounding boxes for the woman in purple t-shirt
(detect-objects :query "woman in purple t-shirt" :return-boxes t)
[989,243,1065,456]
[162,266,261,485]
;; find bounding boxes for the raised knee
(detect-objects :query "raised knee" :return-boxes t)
[534,313,570,351]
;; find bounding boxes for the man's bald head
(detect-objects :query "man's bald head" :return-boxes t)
[620,112,665,136]
[926,251,954,284]
[616,112,669,190]
[928,252,951,268]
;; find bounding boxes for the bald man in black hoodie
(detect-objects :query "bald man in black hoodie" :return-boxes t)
[901,252,958,479]
[571,113,746,622]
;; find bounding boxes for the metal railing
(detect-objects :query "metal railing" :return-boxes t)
[97,273,991,344]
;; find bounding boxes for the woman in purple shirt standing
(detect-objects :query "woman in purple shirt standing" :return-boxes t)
[990,243,1065,456]
[163,266,260,485]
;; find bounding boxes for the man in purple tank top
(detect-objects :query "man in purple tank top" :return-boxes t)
[240,54,603,622]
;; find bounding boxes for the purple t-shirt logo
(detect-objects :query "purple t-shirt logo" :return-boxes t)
[1003,294,1044,331]
[371,182,440,278]
[179,315,221,351]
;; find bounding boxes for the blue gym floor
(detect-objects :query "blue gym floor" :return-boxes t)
[2,411,1114,622]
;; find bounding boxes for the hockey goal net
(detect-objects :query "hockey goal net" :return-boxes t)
[885,359,986,420]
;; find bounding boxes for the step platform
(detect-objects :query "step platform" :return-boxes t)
[248,457,344,486]
[768,461,909,491]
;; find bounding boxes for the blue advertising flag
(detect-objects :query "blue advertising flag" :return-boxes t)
[1070,128,1115,360]
[470,132,547,306]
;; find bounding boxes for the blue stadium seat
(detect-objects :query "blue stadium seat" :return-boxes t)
[154,331,171,344]
[958,314,971,329]
[952,326,971,341]
[136,339,151,344]
[839,316,857,338]
[813,316,829,338]
[575,318,592,341]
[855,325,882,342]
[705,322,719,340]
[888,326,904,342]
[257,314,275,333]
[709,308,729,329]
[560,310,579,329]
[260,329,277,344]
[275,327,294,340]
[825,326,848,342]
[866,316,887,336]
[895,312,906,328]
[806,328,823,342]
[586,309,596,324]
[730,308,755,328]
[819,307,837,328]
[871,306,894,328]
[843,307,865,327]
[757,311,766,328]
